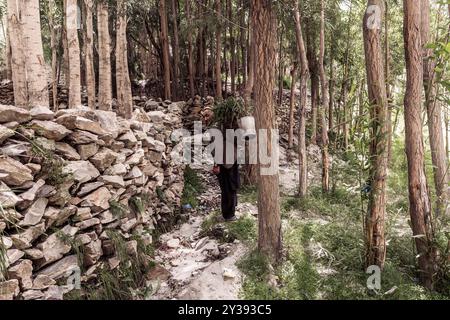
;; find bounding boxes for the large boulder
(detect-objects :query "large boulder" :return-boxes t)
[0,279,20,300]
[30,120,72,141]
[0,181,21,208]
[0,124,14,144]
[7,259,33,289]
[20,198,48,226]
[37,225,78,267]
[56,115,108,136]
[0,105,31,123]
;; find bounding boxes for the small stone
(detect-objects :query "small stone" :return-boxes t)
[77,143,99,160]
[0,124,14,144]
[0,279,20,300]
[24,248,44,260]
[98,175,125,188]
[6,249,25,265]
[44,285,64,300]
[0,181,21,208]
[0,156,33,186]
[64,160,100,183]
[11,222,46,250]
[55,142,81,160]
[32,275,56,290]
[104,163,128,176]
[37,255,79,280]
[22,290,45,300]
[68,130,102,145]
[75,218,101,230]
[89,148,118,172]
[7,259,33,289]
[166,238,180,249]
[20,197,48,226]
[222,268,236,280]
[37,225,78,267]
[77,181,104,197]
[81,187,111,212]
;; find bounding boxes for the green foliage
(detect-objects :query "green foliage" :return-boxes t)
[109,200,128,219]
[238,185,258,204]
[213,97,249,129]
[201,211,256,243]
[181,166,204,208]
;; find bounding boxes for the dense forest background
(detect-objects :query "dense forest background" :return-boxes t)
[0,0,449,300]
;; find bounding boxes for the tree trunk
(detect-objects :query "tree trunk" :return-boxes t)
[83,0,95,109]
[159,0,171,100]
[329,57,334,133]
[7,0,28,108]
[65,0,82,108]
[421,0,449,216]
[186,0,195,98]
[116,0,133,119]
[318,0,329,193]
[228,0,236,94]
[307,32,318,145]
[363,0,389,269]
[171,0,180,99]
[22,0,49,108]
[240,0,247,87]
[288,64,297,150]
[97,1,112,110]
[277,27,284,106]
[385,0,393,164]
[294,0,309,198]
[215,0,223,100]
[403,0,437,290]
[252,0,281,263]
[49,0,59,110]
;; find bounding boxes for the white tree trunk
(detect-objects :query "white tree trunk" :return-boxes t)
[66,0,82,108]
[97,0,112,110]
[21,0,49,108]
[6,0,28,108]
[116,0,133,119]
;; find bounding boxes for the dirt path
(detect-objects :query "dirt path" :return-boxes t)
[148,172,249,300]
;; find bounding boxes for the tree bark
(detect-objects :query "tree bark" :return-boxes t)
[288,64,297,150]
[159,0,171,100]
[97,1,112,110]
[403,0,437,290]
[116,0,133,119]
[252,0,281,263]
[22,0,49,108]
[7,0,28,108]
[65,0,82,108]
[228,0,236,94]
[318,0,329,193]
[421,0,449,216]
[83,0,96,109]
[49,0,59,110]
[171,0,180,99]
[363,0,389,269]
[294,0,309,198]
[215,0,223,100]
[186,0,195,98]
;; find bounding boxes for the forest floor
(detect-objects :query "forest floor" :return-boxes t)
[146,139,449,300]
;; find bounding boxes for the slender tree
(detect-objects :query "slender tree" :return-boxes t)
[66,0,82,108]
[171,0,180,99]
[252,0,281,262]
[116,0,133,119]
[159,0,171,100]
[293,0,309,197]
[97,0,112,110]
[186,0,195,98]
[318,0,329,193]
[83,0,96,109]
[7,0,27,108]
[363,0,389,268]
[403,0,437,290]
[288,63,297,150]
[215,0,223,100]
[421,0,449,216]
[22,0,49,108]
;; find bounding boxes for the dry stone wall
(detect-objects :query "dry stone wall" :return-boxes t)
[0,100,185,300]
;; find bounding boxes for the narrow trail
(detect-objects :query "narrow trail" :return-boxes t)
[149,171,250,300]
